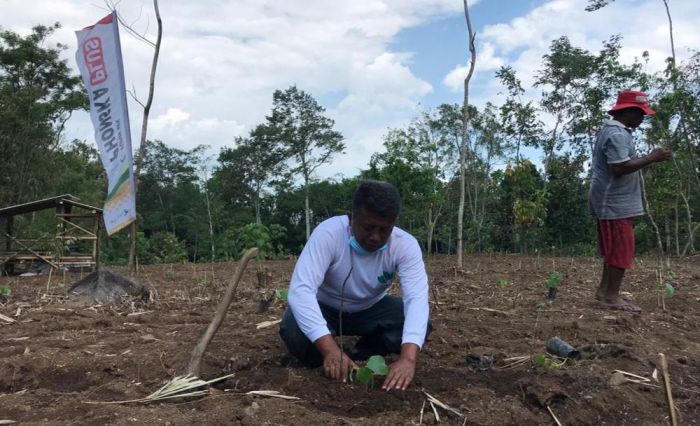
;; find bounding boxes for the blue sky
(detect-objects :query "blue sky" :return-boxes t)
[1,0,699,179]
[390,0,545,108]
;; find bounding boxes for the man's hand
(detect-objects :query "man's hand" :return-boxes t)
[382,343,419,391]
[648,147,672,162]
[383,357,416,391]
[322,351,356,382]
[611,147,673,176]
[315,334,356,382]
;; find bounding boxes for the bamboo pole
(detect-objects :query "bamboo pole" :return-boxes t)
[659,353,678,426]
[186,248,258,376]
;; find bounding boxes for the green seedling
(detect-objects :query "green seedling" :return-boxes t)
[546,271,562,289]
[350,355,389,388]
[198,275,215,288]
[662,265,676,297]
[275,289,288,302]
[0,286,10,297]
[532,353,564,369]
[496,278,508,288]
[655,262,676,311]
[664,283,675,297]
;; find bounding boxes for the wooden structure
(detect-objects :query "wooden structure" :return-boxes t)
[0,195,102,274]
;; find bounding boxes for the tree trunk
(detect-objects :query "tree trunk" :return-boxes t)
[662,0,676,65]
[204,179,215,262]
[674,203,680,257]
[254,195,261,225]
[426,209,432,255]
[304,178,311,240]
[458,0,476,269]
[641,173,664,255]
[664,215,671,255]
[679,189,695,255]
[129,0,163,272]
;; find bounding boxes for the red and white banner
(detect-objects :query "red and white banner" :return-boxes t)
[75,12,136,236]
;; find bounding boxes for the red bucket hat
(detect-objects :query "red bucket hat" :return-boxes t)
[608,90,655,115]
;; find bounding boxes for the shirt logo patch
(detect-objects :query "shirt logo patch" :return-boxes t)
[377,271,395,284]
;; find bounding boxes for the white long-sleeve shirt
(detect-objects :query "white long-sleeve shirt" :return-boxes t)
[287,215,430,348]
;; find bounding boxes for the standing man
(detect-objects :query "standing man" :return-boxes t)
[279,180,431,391]
[589,90,672,312]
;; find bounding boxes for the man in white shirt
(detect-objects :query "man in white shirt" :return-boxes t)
[279,180,431,391]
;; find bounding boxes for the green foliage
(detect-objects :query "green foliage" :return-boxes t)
[0,285,11,296]
[496,278,508,288]
[6,23,699,263]
[657,263,677,298]
[664,283,675,297]
[546,271,562,289]
[0,24,87,206]
[351,355,389,387]
[533,353,562,369]
[214,131,287,224]
[353,366,374,386]
[366,355,389,375]
[144,232,188,264]
[102,231,186,265]
[226,222,288,259]
[275,288,288,302]
[102,231,149,266]
[543,154,594,250]
[263,85,345,239]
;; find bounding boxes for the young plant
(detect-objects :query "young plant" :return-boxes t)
[495,278,508,288]
[655,261,676,311]
[0,285,10,304]
[350,355,389,388]
[545,271,561,300]
[546,271,561,289]
[275,288,288,302]
[532,353,565,369]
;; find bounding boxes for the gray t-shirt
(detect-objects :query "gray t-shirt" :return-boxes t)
[588,120,644,219]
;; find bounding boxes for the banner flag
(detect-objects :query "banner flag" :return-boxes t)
[75,12,136,236]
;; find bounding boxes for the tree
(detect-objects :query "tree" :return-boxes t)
[216,126,286,224]
[137,140,208,260]
[495,160,546,253]
[543,153,594,253]
[535,35,643,160]
[369,109,455,253]
[457,0,477,268]
[496,66,543,160]
[0,24,87,206]
[126,0,163,271]
[264,86,344,240]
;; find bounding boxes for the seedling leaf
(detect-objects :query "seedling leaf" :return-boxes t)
[496,278,508,288]
[366,355,389,376]
[533,353,547,367]
[664,283,675,297]
[546,272,561,289]
[275,289,288,302]
[354,366,373,386]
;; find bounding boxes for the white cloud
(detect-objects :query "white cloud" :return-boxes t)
[460,0,700,117]
[2,0,698,180]
[151,108,191,130]
[443,41,505,92]
[1,0,468,177]
[477,0,700,84]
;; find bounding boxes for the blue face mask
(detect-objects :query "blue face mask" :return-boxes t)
[348,236,387,254]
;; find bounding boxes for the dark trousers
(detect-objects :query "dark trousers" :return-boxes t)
[279,295,431,368]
